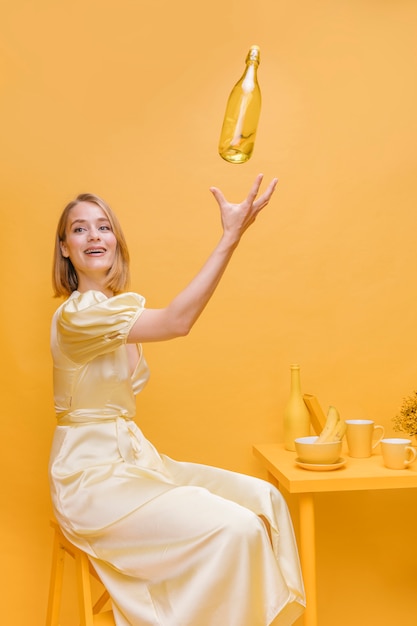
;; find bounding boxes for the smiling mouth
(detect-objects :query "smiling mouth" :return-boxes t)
[85,248,106,255]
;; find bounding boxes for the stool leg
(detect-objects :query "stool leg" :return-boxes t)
[93,589,111,614]
[75,550,95,626]
[45,531,66,626]
[47,520,115,626]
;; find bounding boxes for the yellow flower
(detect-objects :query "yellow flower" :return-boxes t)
[393,391,417,437]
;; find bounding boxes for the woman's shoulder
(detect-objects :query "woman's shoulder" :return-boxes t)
[55,290,146,316]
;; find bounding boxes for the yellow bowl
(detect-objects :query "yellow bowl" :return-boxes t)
[294,436,342,464]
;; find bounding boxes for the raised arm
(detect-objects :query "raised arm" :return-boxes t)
[127,173,278,343]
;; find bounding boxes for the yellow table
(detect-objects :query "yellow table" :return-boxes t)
[253,443,417,626]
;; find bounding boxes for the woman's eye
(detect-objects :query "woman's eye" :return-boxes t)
[99,225,111,231]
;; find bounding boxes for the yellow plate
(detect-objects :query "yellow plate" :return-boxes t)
[295,457,346,471]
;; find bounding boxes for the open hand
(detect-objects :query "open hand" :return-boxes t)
[209,174,278,243]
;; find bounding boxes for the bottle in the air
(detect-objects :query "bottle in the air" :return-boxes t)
[218,45,261,164]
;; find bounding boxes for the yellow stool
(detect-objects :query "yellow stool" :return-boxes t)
[46,519,115,626]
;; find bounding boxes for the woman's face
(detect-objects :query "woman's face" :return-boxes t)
[60,201,118,292]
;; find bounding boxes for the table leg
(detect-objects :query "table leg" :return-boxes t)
[298,493,317,626]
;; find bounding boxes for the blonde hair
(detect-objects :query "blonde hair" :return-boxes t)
[52,193,130,297]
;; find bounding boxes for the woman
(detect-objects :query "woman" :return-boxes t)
[49,174,305,626]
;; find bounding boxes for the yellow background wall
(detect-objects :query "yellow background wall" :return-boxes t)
[1,1,417,624]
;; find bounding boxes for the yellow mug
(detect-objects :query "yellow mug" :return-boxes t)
[381,438,417,469]
[345,419,385,458]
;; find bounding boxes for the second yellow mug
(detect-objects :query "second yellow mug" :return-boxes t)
[345,419,385,458]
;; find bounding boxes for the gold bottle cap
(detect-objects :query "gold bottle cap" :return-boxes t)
[247,45,260,64]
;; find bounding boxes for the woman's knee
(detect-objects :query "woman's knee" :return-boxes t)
[220,505,268,549]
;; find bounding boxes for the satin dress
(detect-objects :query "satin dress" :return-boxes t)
[48,290,305,626]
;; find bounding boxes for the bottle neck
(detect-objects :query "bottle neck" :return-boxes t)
[243,46,260,79]
[246,60,259,71]
[290,366,302,396]
[246,46,260,66]
[242,55,259,93]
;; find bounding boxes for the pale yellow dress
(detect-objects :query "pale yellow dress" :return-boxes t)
[48,290,305,626]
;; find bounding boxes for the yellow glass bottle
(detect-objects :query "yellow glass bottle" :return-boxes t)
[283,364,311,451]
[218,45,261,164]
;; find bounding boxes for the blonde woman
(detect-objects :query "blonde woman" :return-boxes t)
[49,174,305,626]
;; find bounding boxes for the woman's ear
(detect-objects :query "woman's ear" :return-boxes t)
[60,241,69,258]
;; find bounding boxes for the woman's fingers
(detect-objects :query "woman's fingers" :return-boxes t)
[245,173,266,206]
[209,185,226,206]
[210,174,278,211]
[254,177,279,209]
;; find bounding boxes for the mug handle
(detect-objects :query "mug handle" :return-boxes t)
[404,446,417,466]
[371,424,385,449]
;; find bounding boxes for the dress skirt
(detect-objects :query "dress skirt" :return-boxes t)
[49,418,305,626]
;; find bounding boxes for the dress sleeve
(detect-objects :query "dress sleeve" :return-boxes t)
[56,291,146,363]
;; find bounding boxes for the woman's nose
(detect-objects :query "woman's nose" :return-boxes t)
[88,229,101,240]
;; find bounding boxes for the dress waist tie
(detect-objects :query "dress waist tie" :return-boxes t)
[57,414,141,464]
